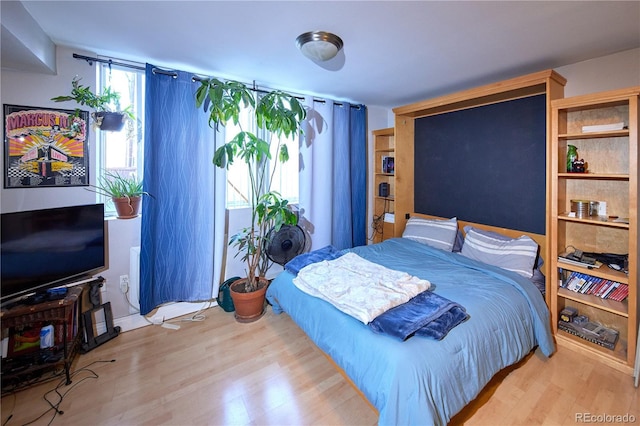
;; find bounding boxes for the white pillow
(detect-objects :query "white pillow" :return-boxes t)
[402,217,458,252]
[460,227,538,278]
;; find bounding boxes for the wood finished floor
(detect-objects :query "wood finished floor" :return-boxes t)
[1,305,638,426]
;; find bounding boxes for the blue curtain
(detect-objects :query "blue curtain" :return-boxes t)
[331,103,367,249]
[140,64,217,315]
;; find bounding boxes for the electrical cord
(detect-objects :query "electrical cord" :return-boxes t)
[143,300,215,326]
[369,197,390,242]
[3,359,115,426]
[369,213,384,241]
[165,300,214,324]
[122,286,140,314]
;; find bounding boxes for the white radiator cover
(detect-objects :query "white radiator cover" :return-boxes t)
[129,246,141,314]
[117,245,211,333]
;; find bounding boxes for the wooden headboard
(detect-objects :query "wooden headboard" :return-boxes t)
[410,212,548,306]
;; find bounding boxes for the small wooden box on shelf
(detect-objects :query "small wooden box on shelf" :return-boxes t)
[550,86,639,374]
[372,127,395,243]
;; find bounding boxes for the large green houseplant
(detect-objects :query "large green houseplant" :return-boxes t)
[195,78,306,321]
[52,76,134,131]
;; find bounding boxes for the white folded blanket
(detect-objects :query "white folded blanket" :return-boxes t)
[292,252,431,324]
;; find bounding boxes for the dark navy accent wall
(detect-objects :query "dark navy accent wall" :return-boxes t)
[414,94,546,234]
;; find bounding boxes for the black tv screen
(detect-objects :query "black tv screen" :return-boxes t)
[1,204,106,303]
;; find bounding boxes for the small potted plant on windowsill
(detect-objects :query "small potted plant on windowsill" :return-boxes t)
[52,76,134,131]
[88,171,151,219]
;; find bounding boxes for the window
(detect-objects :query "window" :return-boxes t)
[97,68,299,211]
[224,96,299,209]
[97,64,145,215]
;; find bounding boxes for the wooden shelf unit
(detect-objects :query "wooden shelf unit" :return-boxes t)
[549,86,639,374]
[371,127,395,243]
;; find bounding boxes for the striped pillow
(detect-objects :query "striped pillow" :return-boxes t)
[460,227,538,278]
[402,217,458,252]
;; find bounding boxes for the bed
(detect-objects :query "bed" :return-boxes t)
[266,217,555,425]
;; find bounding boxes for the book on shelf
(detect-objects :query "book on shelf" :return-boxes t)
[560,271,628,301]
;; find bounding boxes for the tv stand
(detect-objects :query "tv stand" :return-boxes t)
[1,286,82,394]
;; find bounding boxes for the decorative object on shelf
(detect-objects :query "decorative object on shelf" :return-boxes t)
[570,199,590,218]
[87,171,151,219]
[3,104,89,188]
[572,158,586,173]
[296,31,344,62]
[195,77,306,322]
[382,156,395,174]
[51,76,134,131]
[566,144,578,172]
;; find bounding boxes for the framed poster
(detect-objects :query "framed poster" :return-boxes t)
[4,104,90,188]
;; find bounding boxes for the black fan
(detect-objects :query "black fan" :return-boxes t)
[265,224,306,265]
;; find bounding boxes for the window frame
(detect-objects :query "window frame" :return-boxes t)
[96,64,145,216]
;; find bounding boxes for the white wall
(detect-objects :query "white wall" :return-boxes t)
[1,46,141,320]
[1,46,97,212]
[556,48,640,97]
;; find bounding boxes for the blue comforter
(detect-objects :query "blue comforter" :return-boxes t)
[266,238,554,425]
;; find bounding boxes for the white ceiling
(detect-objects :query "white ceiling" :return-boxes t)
[4,1,640,109]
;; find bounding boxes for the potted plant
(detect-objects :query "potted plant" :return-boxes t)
[88,171,150,219]
[195,78,306,322]
[52,76,134,131]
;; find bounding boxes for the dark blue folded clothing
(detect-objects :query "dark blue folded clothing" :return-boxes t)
[284,245,344,275]
[414,305,469,340]
[369,290,469,341]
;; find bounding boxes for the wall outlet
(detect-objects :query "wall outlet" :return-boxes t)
[119,275,129,293]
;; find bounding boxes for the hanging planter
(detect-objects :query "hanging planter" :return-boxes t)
[52,76,134,132]
[92,111,127,131]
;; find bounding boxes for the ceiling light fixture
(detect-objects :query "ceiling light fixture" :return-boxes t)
[296,31,344,62]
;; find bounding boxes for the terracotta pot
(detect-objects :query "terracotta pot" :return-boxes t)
[112,196,141,219]
[229,277,269,323]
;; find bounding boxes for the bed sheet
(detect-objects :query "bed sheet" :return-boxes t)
[266,237,554,425]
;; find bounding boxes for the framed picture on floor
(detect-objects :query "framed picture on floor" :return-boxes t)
[3,104,90,188]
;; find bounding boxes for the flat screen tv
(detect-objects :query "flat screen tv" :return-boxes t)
[1,204,106,304]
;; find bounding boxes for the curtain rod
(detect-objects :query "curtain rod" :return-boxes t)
[72,53,362,109]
